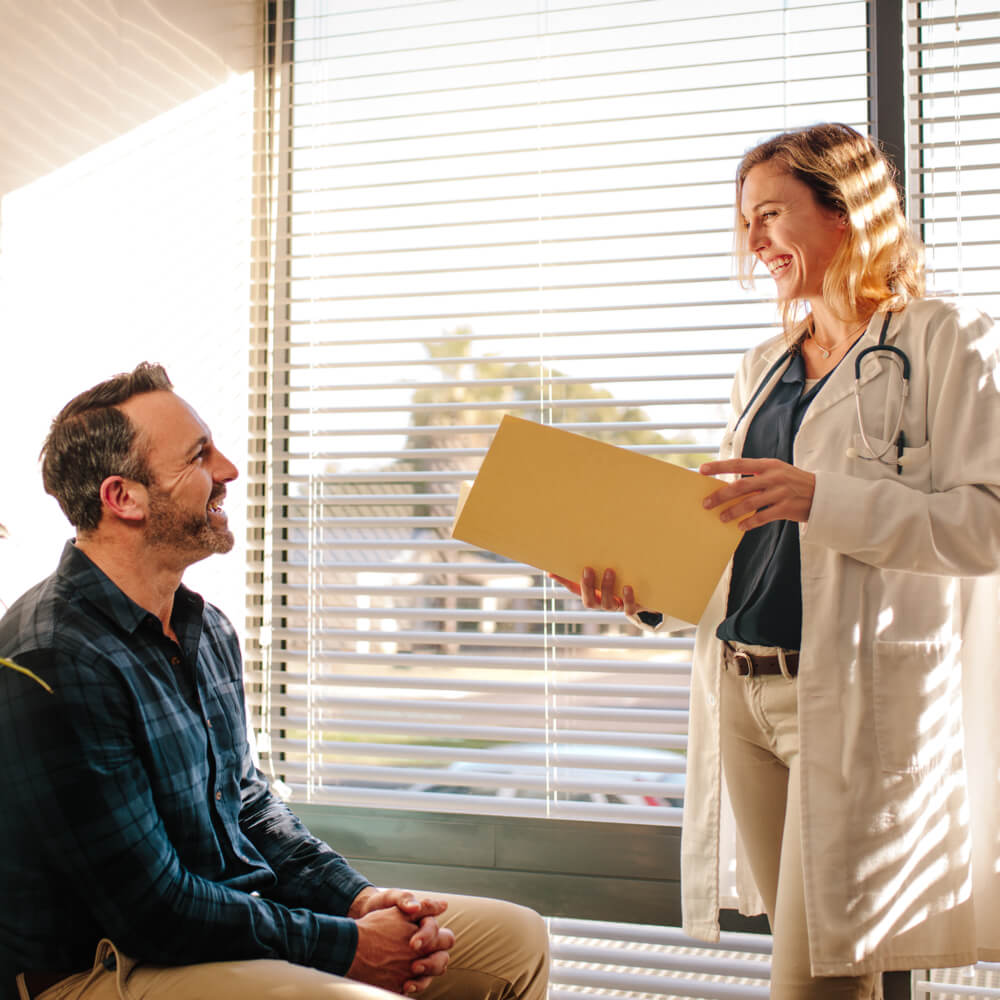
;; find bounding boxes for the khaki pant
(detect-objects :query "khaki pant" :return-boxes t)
[17,893,549,1000]
[721,667,879,1000]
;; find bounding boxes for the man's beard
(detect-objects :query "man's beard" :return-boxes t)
[146,486,234,560]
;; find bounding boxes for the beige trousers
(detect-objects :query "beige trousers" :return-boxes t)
[721,667,878,1000]
[17,893,549,1000]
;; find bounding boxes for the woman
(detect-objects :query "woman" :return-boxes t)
[559,124,1000,997]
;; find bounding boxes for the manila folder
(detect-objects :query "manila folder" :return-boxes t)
[450,415,740,626]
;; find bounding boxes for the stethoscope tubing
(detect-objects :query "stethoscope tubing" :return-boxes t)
[851,315,911,466]
[732,312,911,468]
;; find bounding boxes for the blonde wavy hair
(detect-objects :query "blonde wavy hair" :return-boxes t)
[733,123,924,344]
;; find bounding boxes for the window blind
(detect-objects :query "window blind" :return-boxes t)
[907,0,1000,320]
[914,964,1000,998]
[246,0,871,824]
[548,919,771,998]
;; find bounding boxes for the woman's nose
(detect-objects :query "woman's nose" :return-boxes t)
[748,221,767,252]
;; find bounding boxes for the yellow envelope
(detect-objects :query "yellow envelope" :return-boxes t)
[451,415,740,625]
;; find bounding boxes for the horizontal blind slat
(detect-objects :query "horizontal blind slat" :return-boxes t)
[273,723,690,748]
[281,785,684,825]
[246,652,693,673]
[552,941,768,979]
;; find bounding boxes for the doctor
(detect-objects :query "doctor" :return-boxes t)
[560,123,1000,998]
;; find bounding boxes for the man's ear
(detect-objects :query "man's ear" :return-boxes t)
[99,476,147,523]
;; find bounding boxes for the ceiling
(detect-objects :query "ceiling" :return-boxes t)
[0,0,259,201]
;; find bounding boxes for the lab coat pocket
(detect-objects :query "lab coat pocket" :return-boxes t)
[873,638,956,774]
[849,433,931,491]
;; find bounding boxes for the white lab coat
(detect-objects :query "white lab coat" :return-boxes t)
[676,298,1000,975]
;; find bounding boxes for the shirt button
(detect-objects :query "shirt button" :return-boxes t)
[170,656,181,666]
[216,791,223,801]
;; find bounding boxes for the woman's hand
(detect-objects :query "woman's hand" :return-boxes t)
[700,458,816,530]
[549,567,642,616]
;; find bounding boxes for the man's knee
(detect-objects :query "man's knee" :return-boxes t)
[466,897,549,995]
[500,902,548,959]
[435,894,548,970]
[442,894,546,950]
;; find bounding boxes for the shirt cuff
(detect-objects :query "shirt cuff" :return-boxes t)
[627,609,665,632]
[311,913,360,976]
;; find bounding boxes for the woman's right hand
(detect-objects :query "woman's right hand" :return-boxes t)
[549,566,642,617]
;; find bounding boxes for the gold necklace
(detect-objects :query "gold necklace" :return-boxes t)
[809,321,866,359]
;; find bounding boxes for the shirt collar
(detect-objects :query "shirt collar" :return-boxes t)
[779,352,806,386]
[56,540,205,642]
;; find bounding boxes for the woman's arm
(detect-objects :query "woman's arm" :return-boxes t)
[702,305,1000,577]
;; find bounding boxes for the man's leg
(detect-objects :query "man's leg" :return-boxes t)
[420,893,549,1000]
[26,895,548,1000]
[22,939,394,1000]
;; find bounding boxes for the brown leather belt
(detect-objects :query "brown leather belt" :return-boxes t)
[723,642,799,678]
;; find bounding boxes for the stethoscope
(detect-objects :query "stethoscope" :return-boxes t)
[734,312,912,474]
[844,313,912,472]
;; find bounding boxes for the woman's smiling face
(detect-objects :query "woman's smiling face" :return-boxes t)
[740,159,848,305]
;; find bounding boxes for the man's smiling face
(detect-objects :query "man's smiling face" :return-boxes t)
[119,390,238,565]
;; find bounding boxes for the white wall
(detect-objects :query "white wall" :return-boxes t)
[0,0,259,625]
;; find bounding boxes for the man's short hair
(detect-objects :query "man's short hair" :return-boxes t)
[41,362,173,533]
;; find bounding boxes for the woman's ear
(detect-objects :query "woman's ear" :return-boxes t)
[98,476,147,523]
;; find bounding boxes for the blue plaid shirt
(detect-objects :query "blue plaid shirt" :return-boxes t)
[0,542,371,998]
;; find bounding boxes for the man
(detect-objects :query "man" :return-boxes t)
[0,364,548,1000]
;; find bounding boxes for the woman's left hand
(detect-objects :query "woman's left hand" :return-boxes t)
[700,458,816,531]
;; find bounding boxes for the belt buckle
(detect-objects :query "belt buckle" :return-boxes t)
[732,649,754,678]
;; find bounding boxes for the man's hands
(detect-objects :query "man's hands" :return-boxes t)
[347,888,454,995]
[699,458,815,530]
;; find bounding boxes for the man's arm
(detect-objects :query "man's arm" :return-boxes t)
[238,761,373,916]
[1,650,359,976]
[237,764,457,993]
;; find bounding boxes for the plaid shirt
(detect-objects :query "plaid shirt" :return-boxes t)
[0,542,370,998]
